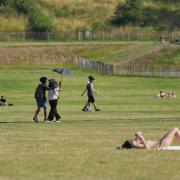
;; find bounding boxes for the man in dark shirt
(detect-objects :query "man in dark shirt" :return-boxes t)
[81,76,101,112]
[33,77,48,122]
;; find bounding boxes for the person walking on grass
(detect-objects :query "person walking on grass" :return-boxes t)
[81,75,101,112]
[46,79,62,123]
[33,76,48,122]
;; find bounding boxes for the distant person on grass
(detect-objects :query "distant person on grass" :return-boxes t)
[120,127,180,150]
[156,91,176,98]
[81,75,100,112]
[46,79,62,123]
[0,96,6,106]
[33,77,48,122]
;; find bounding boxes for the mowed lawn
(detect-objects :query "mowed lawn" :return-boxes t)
[1,64,180,180]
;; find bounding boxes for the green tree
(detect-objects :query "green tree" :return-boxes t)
[111,0,143,26]
[1,0,52,38]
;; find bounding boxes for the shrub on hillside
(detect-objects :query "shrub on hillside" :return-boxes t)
[1,0,52,39]
[111,0,180,30]
[54,4,87,18]
[143,6,180,30]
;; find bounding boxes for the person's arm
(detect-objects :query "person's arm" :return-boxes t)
[91,84,99,94]
[58,83,62,91]
[81,89,86,96]
[59,80,62,91]
[45,84,49,91]
[134,132,150,149]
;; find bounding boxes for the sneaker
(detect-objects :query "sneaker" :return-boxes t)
[56,117,61,123]
[95,108,101,111]
[56,119,61,123]
[44,119,52,123]
[33,116,38,122]
[82,107,88,112]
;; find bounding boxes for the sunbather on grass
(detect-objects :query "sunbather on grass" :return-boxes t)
[120,127,180,150]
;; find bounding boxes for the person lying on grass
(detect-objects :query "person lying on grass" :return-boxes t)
[120,127,180,150]
[156,91,176,98]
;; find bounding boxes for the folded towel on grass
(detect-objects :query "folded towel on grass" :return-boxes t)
[161,146,180,150]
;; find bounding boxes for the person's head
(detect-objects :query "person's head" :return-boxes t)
[48,79,58,89]
[40,77,47,84]
[88,75,95,82]
[121,140,133,149]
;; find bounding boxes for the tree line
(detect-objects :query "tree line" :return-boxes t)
[111,0,180,31]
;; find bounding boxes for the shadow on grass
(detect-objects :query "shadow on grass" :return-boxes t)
[0,121,34,124]
[0,116,180,124]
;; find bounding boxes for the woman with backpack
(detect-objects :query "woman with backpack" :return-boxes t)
[46,79,62,123]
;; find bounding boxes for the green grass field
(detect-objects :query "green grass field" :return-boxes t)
[1,64,180,180]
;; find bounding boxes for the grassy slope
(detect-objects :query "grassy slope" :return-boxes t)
[0,0,121,32]
[0,41,179,66]
[1,65,180,179]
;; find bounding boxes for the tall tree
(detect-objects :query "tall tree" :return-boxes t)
[111,0,143,26]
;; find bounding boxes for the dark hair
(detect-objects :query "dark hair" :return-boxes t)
[48,79,58,89]
[121,140,133,149]
[88,75,95,81]
[40,77,47,84]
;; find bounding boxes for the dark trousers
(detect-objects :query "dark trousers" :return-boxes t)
[48,99,61,121]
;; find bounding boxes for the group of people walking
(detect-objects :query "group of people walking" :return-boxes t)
[33,75,100,123]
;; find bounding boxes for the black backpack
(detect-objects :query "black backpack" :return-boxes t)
[48,79,58,89]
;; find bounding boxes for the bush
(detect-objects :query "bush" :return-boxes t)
[143,6,180,30]
[111,0,180,30]
[1,0,52,38]
[54,4,87,18]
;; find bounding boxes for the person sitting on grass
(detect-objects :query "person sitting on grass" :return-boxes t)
[120,127,180,150]
[81,75,100,112]
[156,91,176,98]
[0,96,6,106]
[158,91,167,98]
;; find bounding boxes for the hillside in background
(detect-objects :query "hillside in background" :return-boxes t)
[0,0,120,33]
[0,0,179,34]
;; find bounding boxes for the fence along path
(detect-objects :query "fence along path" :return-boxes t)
[74,56,180,77]
[0,46,180,77]
[0,30,180,41]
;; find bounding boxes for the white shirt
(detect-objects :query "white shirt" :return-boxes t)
[48,87,59,101]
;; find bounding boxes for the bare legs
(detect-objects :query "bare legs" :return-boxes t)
[159,127,180,147]
[82,101,100,111]
[82,102,91,111]
[34,107,47,121]
[34,108,40,118]
[92,102,100,111]
[44,107,47,120]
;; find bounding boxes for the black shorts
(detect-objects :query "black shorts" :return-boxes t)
[88,95,95,103]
